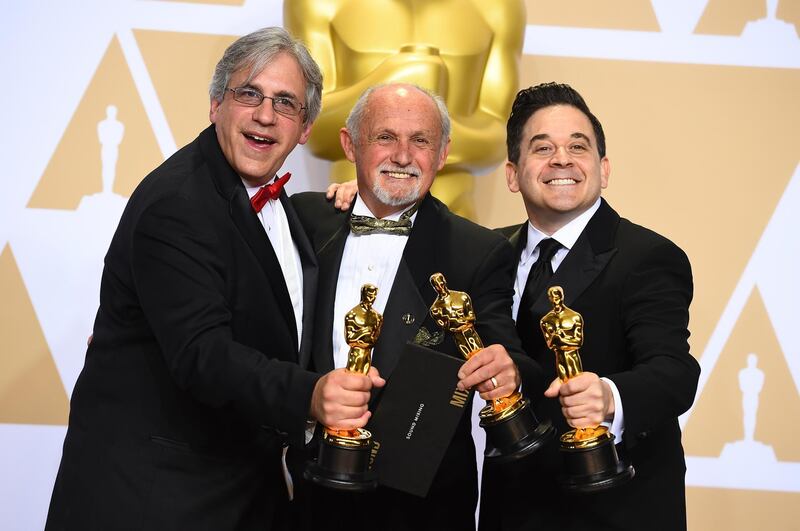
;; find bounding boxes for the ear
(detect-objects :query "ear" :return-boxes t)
[505,161,520,193]
[298,120,313,145]
[600,156,610,189]
[340,128,357,163]
[436,138,451,171]
[209,97,221,124]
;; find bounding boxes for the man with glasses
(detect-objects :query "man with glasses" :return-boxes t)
[45,27,381,531]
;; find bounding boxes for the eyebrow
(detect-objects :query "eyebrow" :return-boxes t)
[529,132,593,145]
[241,83,300,101]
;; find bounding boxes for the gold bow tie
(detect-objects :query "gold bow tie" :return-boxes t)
[349,203,419,236]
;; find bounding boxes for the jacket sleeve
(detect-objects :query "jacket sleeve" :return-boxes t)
[607,239,699,448]
[131,193,320,447]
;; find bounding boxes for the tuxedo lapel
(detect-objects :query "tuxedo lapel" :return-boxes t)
[372,260,429,379]
[280,191,318,369]
[507,223,527,259]
[371,195,440,378]
[201,126,297,352]
[311,218,350,373]
[528,199,620,319]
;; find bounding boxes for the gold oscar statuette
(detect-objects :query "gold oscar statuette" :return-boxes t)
[305,284,383,491]
[429,273,553,462]
[284,0,526,218]
[540,286,634,492]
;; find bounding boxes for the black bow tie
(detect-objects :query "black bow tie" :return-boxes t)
[349,203,419,236]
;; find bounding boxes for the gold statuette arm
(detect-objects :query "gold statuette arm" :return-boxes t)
[446,1,525,174]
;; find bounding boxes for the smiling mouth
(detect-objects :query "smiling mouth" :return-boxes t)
[382,170,418,179]
[244,133,276,145]
[544,178,578,185]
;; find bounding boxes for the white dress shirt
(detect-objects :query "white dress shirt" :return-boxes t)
[243,179,304,349]
[331,196,416,368]
[512,198,625,440]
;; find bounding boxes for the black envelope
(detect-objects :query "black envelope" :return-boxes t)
[366,342,472,497]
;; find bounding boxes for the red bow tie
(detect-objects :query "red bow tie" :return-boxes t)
[250,172,291,213]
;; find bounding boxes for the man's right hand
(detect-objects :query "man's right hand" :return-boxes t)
[325,179,358,211]
[309,366,385,429]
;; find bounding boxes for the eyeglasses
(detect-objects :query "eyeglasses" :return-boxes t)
[226,87,306,117]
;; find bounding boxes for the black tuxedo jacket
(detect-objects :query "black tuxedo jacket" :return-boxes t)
[291,192,541,530]
[480,199,700,531]
[46,126,321,531]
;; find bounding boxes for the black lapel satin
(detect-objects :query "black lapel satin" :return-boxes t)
[401,194,441,295]
[508,223,527,259]
[199,126,298,353]
[371,260,429,379]
[311,220,350,374]
[369,195,444,377]
[280,191,318,369]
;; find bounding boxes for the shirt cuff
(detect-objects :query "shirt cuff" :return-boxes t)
[601,376,624,442]
[305,419,317,445]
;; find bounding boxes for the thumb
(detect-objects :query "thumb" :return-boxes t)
[544,377,562,398]
[368,366,386,388]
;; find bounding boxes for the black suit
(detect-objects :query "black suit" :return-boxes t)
[46,126,320,531]
[480,199,700,531]
[291,192,542,530]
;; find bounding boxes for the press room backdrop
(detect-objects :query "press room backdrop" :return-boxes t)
[1,1,798,529]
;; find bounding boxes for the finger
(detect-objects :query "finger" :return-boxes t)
[325,183,340,199]
[327,409,371,430]
[340,372,375,392]
[458,349,493,379]
[481,383,519,401]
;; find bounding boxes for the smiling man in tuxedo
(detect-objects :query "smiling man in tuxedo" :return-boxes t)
[292,83,540,530]
[479,82,700,531]
[46,27,382,531]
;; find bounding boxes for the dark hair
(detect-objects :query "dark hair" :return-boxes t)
[506,82,606,164]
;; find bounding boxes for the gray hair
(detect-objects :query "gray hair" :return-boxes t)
[345,84,451,153]
[209,27,323,124]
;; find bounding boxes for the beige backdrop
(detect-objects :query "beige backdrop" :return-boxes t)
[1,0,798,529]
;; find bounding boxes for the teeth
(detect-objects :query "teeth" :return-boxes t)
[246,133,273,143]
[547,178,577,185]
[384,171,415,179]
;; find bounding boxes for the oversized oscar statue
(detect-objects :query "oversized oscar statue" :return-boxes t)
[428,273,554,462]
[540,286,634,492]
[305,284,384,491]
[284,0,525,218]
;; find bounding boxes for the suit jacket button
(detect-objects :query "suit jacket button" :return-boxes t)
[402,313,415,325]
[638,432,648,439]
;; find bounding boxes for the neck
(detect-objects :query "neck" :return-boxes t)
[360,193,415,219]
[527,208,585,236]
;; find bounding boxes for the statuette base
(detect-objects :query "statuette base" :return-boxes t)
[557,431,634,493]
[304,429,378,492]
[480,397,555,463]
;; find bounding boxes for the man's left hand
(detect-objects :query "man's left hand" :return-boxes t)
[544,372,614,428]
[457,344,520,400]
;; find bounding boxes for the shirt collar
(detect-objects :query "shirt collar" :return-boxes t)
[523,197,602,261]
[242,175,278,199]
[352,195,419,224]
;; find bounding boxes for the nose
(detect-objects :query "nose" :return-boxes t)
[390,139,412,166]
[550,146,573,167]
[252,98,277,125]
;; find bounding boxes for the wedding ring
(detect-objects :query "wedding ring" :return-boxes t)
[490,377,498,389]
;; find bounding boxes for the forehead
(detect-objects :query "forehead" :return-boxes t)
[231,53,306,95]
[525,104,596,143]
[363,87,441,135]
